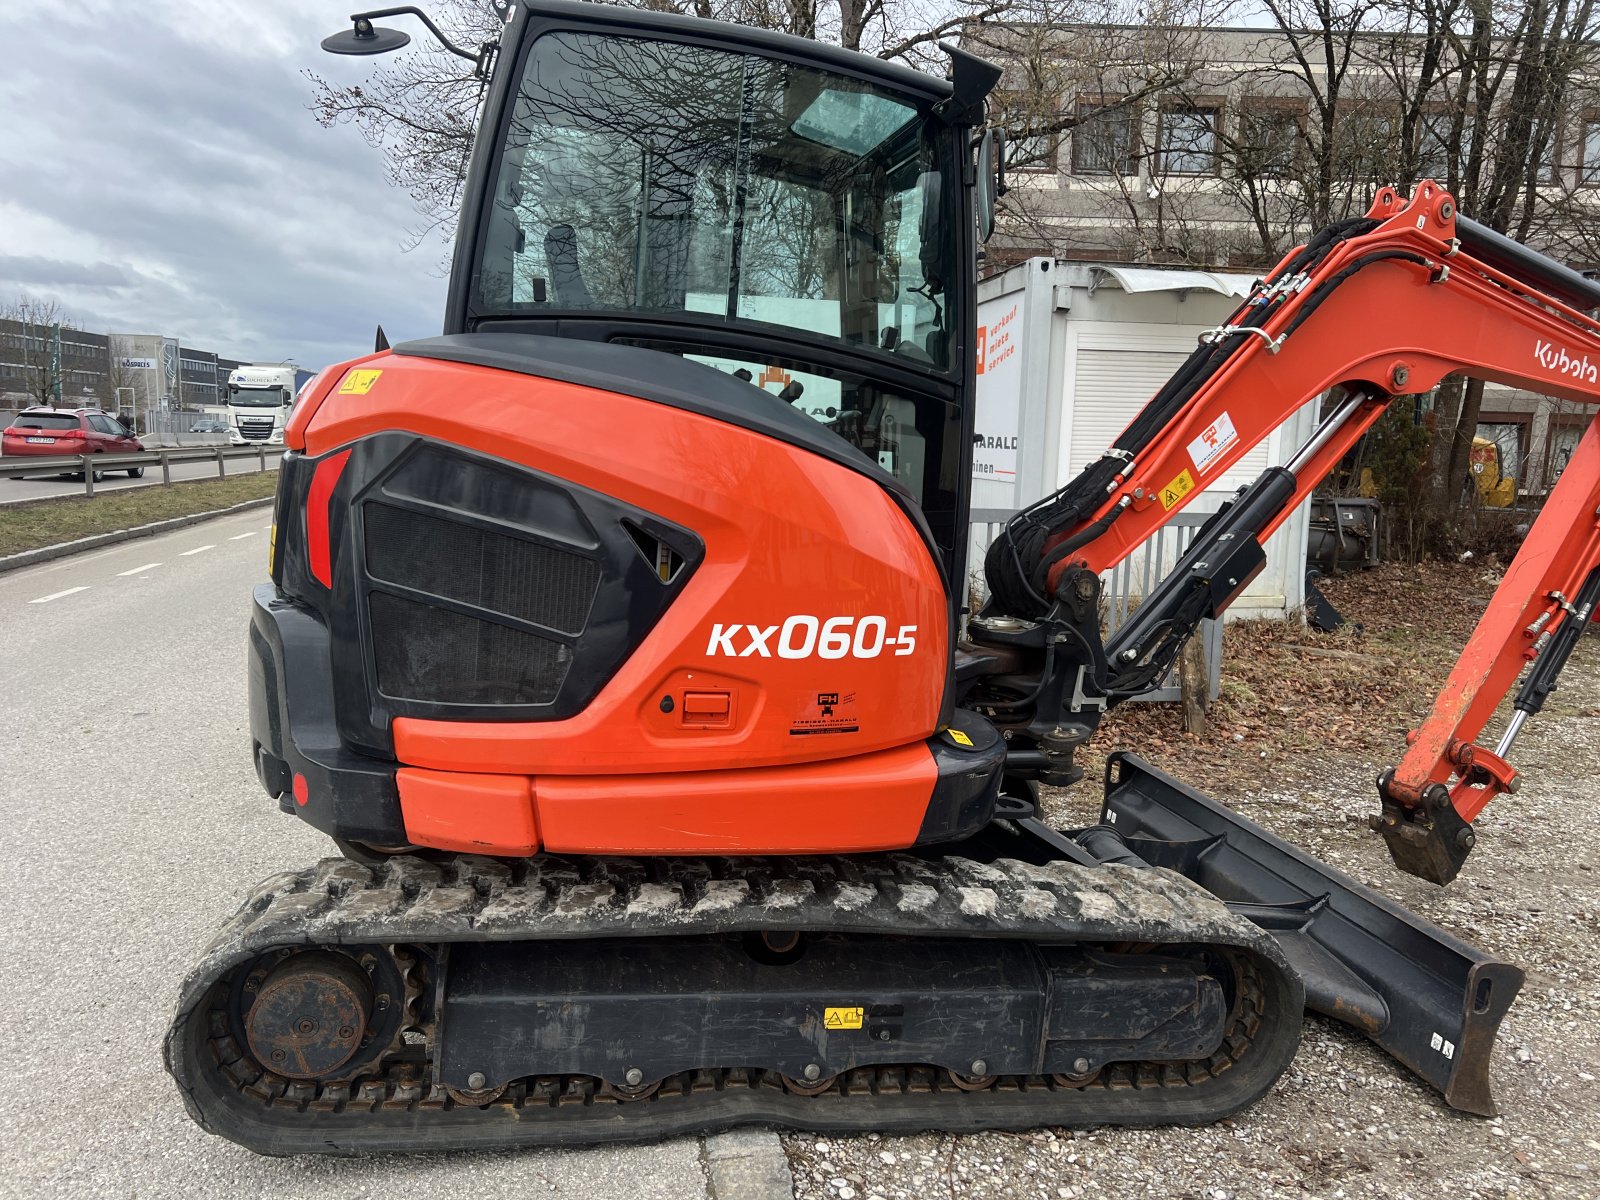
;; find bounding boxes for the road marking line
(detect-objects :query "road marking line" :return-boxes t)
[29,586,90,604]
[117,562,162,576]
[180,545,215,556]
[229,531,257,540]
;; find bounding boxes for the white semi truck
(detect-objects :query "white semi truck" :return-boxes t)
[224,364,300,445]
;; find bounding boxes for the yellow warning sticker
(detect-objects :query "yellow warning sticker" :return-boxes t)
[824,1007,864,1030]
[948,729,974,747]
[1159,468,1197,511]
[338,369,383,394]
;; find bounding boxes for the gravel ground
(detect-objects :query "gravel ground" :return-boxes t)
[785,635,1600,1200]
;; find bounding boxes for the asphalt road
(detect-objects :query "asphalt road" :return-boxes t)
[0,451,280,505]
[0,510,724,1199]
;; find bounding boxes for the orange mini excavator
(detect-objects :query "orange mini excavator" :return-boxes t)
[168,0,1600,1154]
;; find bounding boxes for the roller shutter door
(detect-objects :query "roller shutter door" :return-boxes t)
[1068,346,1270,495]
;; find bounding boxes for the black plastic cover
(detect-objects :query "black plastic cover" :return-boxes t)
[437,935,1226,1090]
[247,586,407,847]
[277,435,705,753]
[915,710,1007,845]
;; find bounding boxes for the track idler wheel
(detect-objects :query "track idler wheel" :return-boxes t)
[780,1071,839,1096]
[445,1083,510,1107]
[243,950,373,1080]
[599,1076,662,1102]
[945,1068,997,1092]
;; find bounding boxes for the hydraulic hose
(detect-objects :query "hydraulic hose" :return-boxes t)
[983,223,1420,621]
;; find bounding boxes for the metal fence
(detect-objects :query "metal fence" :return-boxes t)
[0,444,286,497]
[968,508,1224,704]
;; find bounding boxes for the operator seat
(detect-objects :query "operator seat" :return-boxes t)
[546,224,595,308]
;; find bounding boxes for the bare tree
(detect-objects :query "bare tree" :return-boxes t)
[966,1,1241,263]
[1,296,75,408]
[308,0,502,246]
[309,0,1005,244]
[1192,0,1600,539]
[1422,0,1600,520]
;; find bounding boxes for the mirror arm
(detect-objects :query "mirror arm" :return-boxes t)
[995,129,1009,198]
[935,42,1002,127]
[349,6,491,74]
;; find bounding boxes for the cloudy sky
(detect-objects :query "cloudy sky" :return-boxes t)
[0,0,457,371]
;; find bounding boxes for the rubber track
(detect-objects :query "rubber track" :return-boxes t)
[166,852,1305,1155]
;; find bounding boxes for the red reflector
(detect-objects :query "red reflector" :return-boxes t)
[307,449,352,588]
[292,773,309,806]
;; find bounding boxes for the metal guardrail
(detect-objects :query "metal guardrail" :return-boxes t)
[968,507,1224,705]
[0,444,286,497]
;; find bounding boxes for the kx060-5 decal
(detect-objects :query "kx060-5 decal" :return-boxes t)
[706,616,918,660]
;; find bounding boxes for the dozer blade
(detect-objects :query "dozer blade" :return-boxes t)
[1092,752,1523,1116]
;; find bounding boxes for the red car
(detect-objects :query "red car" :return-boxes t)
[2,408,146,479]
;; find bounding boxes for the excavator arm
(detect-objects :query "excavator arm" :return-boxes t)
[976,182,1600,885]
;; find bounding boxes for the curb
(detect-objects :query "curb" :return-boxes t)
[0,497,275,575]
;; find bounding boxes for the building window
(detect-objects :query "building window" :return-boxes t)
[1535,124,1559,185]
[1158,104,1220,175]
[1417,110,1475,182]
[1416,114,1449,181]
[1238,105,1302,177]
[1475,415,1529,490]
[1582,117,1600,185]
[1007,128,1056,173]
[1336,104,1402,180]
[1542,415,1585,487]
[1073,100,1137,176]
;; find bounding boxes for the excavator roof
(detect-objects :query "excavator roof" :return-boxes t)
[517,0,954,101]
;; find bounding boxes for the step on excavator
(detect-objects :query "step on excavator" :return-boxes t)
[167,0,1600,1154]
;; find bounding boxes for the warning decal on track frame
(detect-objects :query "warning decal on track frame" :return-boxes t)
[824,1006,864,1030]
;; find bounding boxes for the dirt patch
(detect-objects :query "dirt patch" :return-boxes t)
[1057,561,1509,805]
[788,561,1600,1199]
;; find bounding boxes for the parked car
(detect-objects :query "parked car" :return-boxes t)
[2,408,146,479]
[190,418,230,434]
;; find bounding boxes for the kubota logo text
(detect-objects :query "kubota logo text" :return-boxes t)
[706,615,918,659]
[1534,339,1598,383]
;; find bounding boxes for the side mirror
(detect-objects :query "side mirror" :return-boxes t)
[321,18,411,56]
[976,129,999,243]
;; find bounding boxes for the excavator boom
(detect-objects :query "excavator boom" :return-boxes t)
[980,182,1600,884]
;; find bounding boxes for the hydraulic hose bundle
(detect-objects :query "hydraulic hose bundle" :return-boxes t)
[982,218,1385,620]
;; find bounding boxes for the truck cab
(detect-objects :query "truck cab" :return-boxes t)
[225,364,298,445]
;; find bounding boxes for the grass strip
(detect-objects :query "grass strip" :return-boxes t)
[0,472,278,557]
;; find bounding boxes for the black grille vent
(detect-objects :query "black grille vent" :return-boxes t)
[369,591,572,705]
[363,502,599,635]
